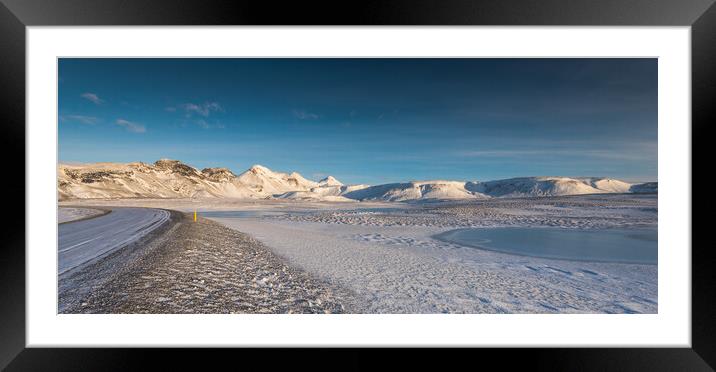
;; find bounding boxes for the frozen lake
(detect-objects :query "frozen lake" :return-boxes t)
[434,227,657,264]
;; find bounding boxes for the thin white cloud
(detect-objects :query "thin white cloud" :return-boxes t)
[115,118,146,133]
[179,102,222,117]
[60,115,99,125]
[193,119,225,129]
[166,102,224,129]
[292,110,320,120]
[81,92,104,104]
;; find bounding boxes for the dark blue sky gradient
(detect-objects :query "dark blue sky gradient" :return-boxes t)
[58,58,657,184]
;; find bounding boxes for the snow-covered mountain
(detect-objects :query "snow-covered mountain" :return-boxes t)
[236,164,319,195]
[318,176,343,187]
[341,181,489,202]
[336,177,641,201]
[584,178,633,193]
[58,159,656,201]
[59,160,252,200]
[470,177,634,198]
[275,184,369,202]
[629,182,658,193]
[58,160,330,200]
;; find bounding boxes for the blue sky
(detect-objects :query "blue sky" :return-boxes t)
[58,58,657,184]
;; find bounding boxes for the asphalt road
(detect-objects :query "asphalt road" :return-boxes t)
[58,207,170,275]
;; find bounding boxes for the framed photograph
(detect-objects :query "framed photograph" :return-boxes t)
[2,0,713,369]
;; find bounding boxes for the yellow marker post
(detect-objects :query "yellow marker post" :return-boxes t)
[194,210,197,222]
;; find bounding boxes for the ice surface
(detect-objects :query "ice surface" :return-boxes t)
[434,227,657,264]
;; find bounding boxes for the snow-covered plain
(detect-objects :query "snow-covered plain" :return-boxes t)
[207,194,657,313]
[60,194,657,313]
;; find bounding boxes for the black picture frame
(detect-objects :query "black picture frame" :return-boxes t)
[1,0,712,370]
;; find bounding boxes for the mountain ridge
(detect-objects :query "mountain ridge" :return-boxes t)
[58,159,657,201]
